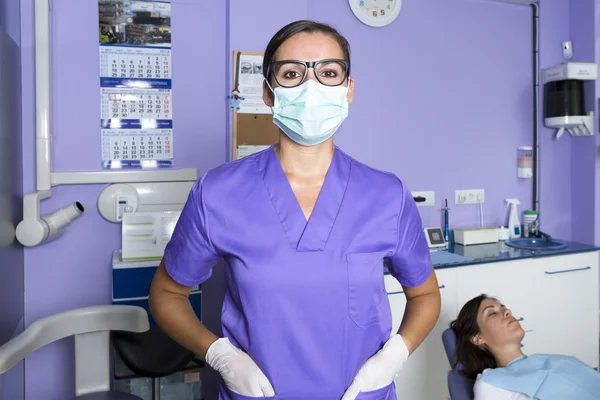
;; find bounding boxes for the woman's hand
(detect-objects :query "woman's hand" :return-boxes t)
[341,334,409,400]
[205,337,275,397]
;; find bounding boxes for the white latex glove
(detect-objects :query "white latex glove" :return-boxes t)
[341,334,410,400]
[205,337,275,397]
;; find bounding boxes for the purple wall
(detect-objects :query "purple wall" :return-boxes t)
[15,0,597,399]
[229,0,543,232]
[569,0,596,245]
[0,0,25,398]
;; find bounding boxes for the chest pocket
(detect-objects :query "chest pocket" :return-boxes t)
[347,252,387,327]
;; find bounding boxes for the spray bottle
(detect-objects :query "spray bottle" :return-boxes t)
[505,199,521,239]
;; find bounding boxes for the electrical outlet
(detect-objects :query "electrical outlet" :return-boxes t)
[455,189,485,205]
[411,191,435,207]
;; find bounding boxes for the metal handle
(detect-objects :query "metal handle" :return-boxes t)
[387,284,445,296]
[544,266,591,275]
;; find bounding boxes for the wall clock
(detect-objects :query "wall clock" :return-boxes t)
[348,0,402,28]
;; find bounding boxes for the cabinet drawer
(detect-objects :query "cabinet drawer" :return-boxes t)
[384,268,453,295]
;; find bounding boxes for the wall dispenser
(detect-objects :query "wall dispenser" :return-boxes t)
[542,62,597,140]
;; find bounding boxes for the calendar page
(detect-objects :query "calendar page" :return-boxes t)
[99,0,173,169]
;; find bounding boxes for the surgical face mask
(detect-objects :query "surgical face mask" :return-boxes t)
[270,80,349,146]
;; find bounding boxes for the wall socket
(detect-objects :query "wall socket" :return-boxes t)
[411,191,435,207]
[455,189,485,204]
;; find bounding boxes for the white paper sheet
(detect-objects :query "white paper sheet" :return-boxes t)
[122,211,181,260]
[237,54,271,114]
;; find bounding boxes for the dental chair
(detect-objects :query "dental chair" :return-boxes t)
[441,327,475,400]
[0,305,149,399]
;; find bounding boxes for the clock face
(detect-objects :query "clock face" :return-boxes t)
[349,0,402,28]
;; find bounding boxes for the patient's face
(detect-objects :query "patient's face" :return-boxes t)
[472,298,525,350]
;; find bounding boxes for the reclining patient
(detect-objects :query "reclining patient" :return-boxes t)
[450,294,600,400]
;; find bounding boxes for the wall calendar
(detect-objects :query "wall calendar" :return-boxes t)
[99,0,173,169]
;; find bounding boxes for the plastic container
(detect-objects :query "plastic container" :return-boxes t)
[518,146,533,179]
[498,226,510,241]
[523,210,538,237]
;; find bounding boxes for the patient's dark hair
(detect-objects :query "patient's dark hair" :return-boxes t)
[449,294,498,380]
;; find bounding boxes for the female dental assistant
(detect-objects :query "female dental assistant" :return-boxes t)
[149,20,441,400]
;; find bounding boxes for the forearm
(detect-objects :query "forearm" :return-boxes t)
[397,290,441,354]
[149,289,218,360]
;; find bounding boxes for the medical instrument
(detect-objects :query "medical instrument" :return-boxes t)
[424,227,446,249]
[16,0,197,247]
[517,146,533,179]
[478,199,484,229]
[542,62,597,140]
[98,181,194,223]
[443,199,450,245]
[453,228,499,246]
[15,201,84,247]
[506,199,522,239]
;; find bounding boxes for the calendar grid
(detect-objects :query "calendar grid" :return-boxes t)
[99,1,173,169]
[99,46,173,168]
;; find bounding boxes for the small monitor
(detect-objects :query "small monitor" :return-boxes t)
[424,227,446,248]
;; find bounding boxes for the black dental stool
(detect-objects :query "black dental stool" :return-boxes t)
[112,325,204,400]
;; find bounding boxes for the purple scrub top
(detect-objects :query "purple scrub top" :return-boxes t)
[164,146,433,400]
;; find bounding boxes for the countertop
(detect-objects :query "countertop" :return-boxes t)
[384,239,600,274]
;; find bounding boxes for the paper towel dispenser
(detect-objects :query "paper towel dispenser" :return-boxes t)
[542,62,597,140]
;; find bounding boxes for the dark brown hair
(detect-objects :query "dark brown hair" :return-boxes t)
[262,20,351,84]
[450,294,498,380]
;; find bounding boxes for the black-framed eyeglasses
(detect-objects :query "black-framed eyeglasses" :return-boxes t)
[267,59,349,88]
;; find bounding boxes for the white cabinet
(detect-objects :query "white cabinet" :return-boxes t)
[385,251,600,400]
[531,252,599,368]
[385,268,457,400]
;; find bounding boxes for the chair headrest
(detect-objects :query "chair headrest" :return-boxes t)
[442,328,468,372]
[442,328,458,366]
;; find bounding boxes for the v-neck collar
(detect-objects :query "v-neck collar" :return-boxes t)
[258,146,351,252]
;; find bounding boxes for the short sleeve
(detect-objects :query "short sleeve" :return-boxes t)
[387,180,433,287]
[163,174,221,287]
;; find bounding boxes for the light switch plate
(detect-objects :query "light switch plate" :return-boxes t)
[455,189,485,204]
[412,191,435,207]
